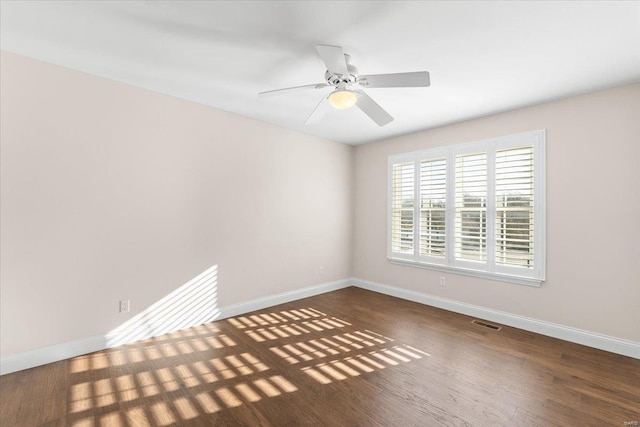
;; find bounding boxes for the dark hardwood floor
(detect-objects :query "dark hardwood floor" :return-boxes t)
[1,287,638,426]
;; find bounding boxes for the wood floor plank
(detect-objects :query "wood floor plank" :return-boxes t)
[1,287,638,426]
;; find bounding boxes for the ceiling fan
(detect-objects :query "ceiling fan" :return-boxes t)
[259,45,431,127]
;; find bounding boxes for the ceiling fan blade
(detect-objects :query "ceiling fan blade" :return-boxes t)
[315,45,349,76]
[305,95,331,124]
[359,71,430,88]
[259,83,330,98]
[354,90,394,127]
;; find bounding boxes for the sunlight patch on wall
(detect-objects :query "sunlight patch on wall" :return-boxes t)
[106,265,220,347]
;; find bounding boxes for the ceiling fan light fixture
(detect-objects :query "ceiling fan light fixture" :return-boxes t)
[329,90,357,110]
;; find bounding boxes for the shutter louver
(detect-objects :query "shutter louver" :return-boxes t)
[495,146,535,268]
[391,162,415,254]
[420,159,446,257]
[455,153,487,262]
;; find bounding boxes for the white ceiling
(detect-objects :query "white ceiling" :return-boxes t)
[2,1,639,145]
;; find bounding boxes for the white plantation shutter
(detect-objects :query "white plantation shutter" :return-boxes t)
[455,153,487,263]
[495,146,535,268]
[419,159,446,258]
[388,130,545,286]
[391,162,415,255]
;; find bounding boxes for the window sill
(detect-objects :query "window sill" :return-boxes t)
[387,257,543,287]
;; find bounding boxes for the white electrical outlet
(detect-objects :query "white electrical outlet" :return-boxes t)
[119,299,130,313]
[440,277,446,287]
[319,267,325,276]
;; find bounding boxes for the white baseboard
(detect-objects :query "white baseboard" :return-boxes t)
[219,278,351,319]
[351,277,640,360]
[0,278,352,375]
[3,276,637,375]
[0,335,108,377]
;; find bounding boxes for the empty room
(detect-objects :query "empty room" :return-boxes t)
[1,1,639,426]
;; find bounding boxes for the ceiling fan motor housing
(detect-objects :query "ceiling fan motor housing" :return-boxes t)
[325,54,359,87]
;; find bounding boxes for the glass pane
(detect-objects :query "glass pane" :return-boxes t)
[496,146,534,268]
[455,153,487,262]
[391,162,415,254]
[420,158,446,257]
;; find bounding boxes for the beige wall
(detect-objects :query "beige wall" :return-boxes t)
[353,83,640,342]
[2,50,638,359]
[0,52,353,356]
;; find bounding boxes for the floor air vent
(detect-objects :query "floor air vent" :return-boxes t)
[471,319,502,331]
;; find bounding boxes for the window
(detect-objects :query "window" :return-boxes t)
[387,130,545,286]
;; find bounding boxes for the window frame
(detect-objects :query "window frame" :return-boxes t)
[387,130,546,287]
